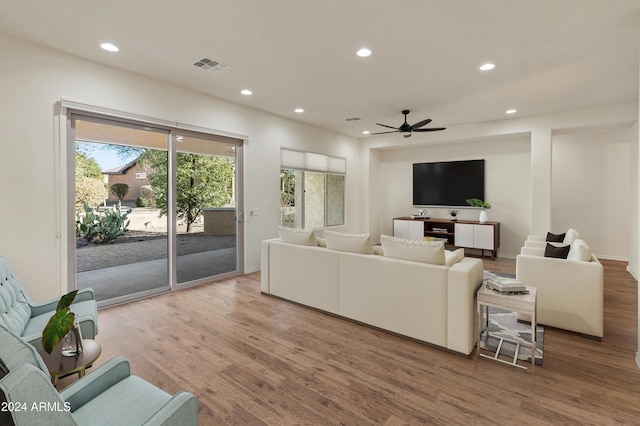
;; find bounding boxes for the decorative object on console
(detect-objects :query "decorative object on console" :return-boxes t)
[449,209,460,221]
[411,209,428,219]
[466,198,491,223]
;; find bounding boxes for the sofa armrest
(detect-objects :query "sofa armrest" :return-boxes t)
[60,356,131,411]
[520,246,544,257]
[446,257,484,355]
[143,391,199,426]
[524,239,547,249]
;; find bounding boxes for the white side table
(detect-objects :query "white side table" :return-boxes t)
[477,284,537,371]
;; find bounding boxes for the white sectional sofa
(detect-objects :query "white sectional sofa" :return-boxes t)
[261,231,484,356]
[516,231,604,338]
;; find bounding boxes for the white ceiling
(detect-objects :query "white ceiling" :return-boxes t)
[0,0,639,137]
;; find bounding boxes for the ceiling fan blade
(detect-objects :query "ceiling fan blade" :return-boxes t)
[409,118,432,130]
[375,123,399,130]
[370,130,398,135]
[413,127,447,132]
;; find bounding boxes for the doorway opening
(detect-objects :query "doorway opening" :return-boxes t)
[69,113,243,306]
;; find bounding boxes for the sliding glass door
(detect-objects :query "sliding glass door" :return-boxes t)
[174,131,239,284]
[69,113,242,306]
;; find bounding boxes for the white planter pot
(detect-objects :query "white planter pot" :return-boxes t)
[479,209,489,223]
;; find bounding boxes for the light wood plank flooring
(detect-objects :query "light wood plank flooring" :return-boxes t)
[60,258,640,424]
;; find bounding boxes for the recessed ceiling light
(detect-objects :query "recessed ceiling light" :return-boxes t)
[357,48,372,57]
[479,63,495,71]
[100,42,119,52]
[294,108,304,113]
[240,89,252,95]
[362,131,370,135]
[505,109,517,114]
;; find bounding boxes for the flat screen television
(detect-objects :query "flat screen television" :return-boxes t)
[413,159,484,207]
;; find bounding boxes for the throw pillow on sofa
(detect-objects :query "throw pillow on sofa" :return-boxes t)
[324,230,374,254]
[567,239,592,262]
[563,228,581,245]
[445,248,465,266]
[546,231,565,242]
[380,234,445,265]
[544,242,570,259]
[278,226,317,246]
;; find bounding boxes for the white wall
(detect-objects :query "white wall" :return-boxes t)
[552,128,633,260]
[376,137,531,258]
[0,34,360,301]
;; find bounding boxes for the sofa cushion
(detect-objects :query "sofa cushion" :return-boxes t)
[563,228,581,245]
[544,243,570,259]
[324,230,374,254]
[567,239,592,262]
[445,248,465,266]
[380,235,445,265]
[278,226,317,246]
[546,232,565,242]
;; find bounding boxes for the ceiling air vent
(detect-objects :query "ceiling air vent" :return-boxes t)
[193,57,229,73]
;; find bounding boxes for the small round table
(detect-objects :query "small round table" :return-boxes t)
[39,339,102,387]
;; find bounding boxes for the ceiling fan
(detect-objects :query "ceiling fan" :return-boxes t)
[371,110,446,138]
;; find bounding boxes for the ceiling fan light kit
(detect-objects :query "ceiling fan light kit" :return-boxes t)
[371,110,446,137]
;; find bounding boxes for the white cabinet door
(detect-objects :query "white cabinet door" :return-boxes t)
[407,221,424,240]
[393,220,424,240]
[393,219,408,239]
[454,223,474,248]
[473,225,494,250]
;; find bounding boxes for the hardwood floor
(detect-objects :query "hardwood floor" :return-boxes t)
[60,258,640,424]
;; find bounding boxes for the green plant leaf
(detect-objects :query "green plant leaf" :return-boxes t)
[41,309,75,354]
[56,290,78,312]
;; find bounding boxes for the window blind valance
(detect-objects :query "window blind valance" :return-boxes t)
[280,148,346,174]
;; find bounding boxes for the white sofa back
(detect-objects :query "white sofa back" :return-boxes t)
[261,238,484,355]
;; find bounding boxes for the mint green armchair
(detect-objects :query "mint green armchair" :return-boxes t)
[0,256,98,352]
[0,324,198,425]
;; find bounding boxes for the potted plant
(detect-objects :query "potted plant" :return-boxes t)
[466,198,491,223]
[42,290,83,355]
[449,209,460,221]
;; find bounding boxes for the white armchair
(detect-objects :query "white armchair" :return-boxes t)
[516,245,603,338]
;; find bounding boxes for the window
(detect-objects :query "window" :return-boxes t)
[280,149,346,229]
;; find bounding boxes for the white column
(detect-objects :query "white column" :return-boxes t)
[530,127,553,235]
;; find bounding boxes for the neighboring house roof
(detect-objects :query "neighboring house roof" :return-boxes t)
[102,160,138,175]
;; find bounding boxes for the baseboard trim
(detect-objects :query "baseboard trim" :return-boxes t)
[244,265,260,274]
[627,265,638,281]
[595,254,629,262]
